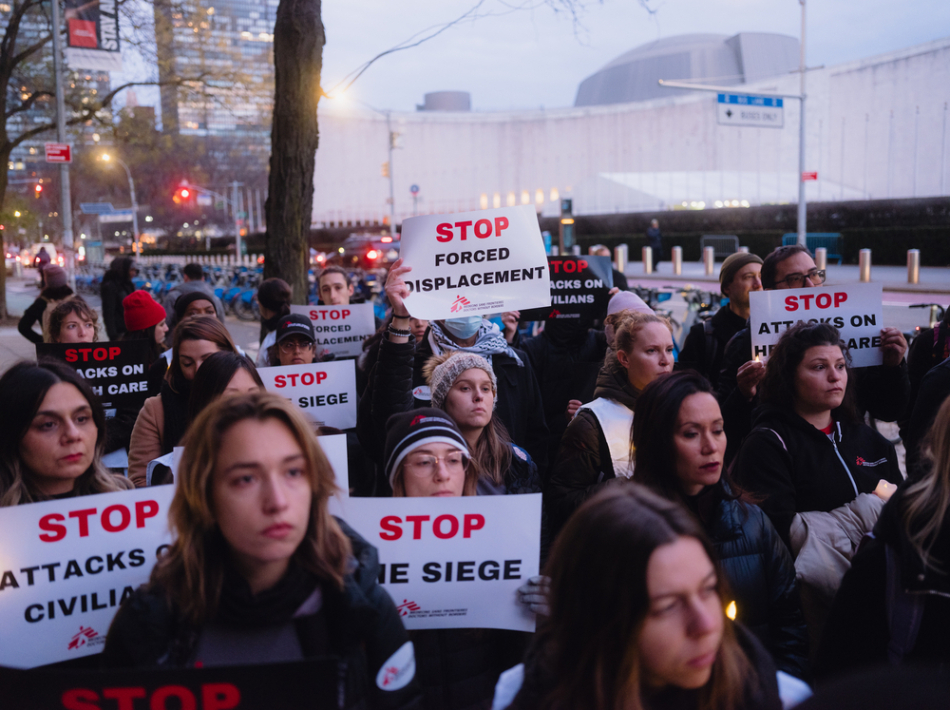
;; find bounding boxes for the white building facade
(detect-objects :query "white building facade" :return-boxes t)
[312,36,950,228]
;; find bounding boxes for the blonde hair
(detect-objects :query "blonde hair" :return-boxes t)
[900,397,950,573]
[149,391,352,625]
[604,310,673,373]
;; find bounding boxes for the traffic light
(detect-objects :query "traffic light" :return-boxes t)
[34,183,42,198]
[173,186,193,204]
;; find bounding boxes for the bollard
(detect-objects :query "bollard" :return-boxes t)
[859,249,872,283]
[614,244,628,274]
[551,246,559,256]
[642,246,653,274]
[703,246,715,276]
[815,247,827,272]
[738,246,750,254]
[572,245,581,256]
[672,246,683,276]
[908,249,920,285]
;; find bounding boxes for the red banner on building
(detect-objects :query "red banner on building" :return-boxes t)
[65,0,122,72]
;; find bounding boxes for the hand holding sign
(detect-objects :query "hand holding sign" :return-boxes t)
[385,258,413,318]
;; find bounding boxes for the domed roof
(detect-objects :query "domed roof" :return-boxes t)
[574,32,799,107]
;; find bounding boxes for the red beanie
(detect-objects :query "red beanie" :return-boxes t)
[123,290,166,332]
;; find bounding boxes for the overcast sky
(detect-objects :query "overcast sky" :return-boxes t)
[319,0,950,112]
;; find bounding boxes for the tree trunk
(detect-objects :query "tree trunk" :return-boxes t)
[0,142,11,319]
[263,0,323,304]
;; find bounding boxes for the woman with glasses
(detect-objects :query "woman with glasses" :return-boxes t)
[383,408,529,708]
[262,314,322,367]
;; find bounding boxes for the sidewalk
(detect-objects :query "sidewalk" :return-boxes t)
[623,261,950,295]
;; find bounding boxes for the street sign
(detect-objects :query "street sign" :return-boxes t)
[99,208,135,223]
[80,203,116,214]
[802,172,818,181]
[717,93,784,128]
[44,143,71,163]
[410,184,420,195]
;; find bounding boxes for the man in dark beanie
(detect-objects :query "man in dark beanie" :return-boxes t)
[678,251,763,388]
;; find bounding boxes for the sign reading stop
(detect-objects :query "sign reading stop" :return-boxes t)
[44,143,72,163]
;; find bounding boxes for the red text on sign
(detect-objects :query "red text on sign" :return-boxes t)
[435,217,509,242]
[61,683,240,710]
[273,371,328,387]
[65,347,122,363]
[548,259,588,273]
[307,309,351,321]
[784,292,848,312]
[38,500,160,542]
[379,514,486,540]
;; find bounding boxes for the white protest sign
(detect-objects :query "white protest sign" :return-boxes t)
[290,303,376,359]
[0,487,175,668]
[318,433,349,495]
[750,283,884,368]
[259,360,357,429]
[335,494,541,632]
[400,204,551,320]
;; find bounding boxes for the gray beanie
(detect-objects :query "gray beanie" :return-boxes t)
[426,352,497,410]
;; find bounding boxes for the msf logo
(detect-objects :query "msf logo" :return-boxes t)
[396,599,421,617]
[450,295,470,313]
[68,626,98,650]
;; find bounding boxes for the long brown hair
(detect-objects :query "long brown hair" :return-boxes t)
[167,316,237,392]
[900,396,950,573]
[524,484,752,710]
[149,392,352,625]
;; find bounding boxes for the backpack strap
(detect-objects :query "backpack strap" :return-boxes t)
[884,542,926,664]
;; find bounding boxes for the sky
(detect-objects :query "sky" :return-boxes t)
[318,0,950,112]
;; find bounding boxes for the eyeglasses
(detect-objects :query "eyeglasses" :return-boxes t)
[774,268,826,288]
[279,338,315,353]
[404,452,466,477]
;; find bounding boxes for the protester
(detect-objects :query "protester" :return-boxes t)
[17,265,73,344]
[679,252,762,388]
[547,310,674,535]
[381,408,526,707]
[646,218,662,269]
[318,264,356,305]
[733,322,901,649]
[104,392,422,707]
[900,351,950,479]
[187,351,264,423]
[47,298,98,344]
[100,256,138,340]
[602,289,655,350]
[816,395,950,677]
[162,262,224,344]
[128,316,237,487]
[717,245,909,465]
[263,314,320,367]
[633,371,809,679]
[120,290,168,368]
[255,277,292,366]
[0,360,132,506]
[510,484,781,710]
[33,245,51,284]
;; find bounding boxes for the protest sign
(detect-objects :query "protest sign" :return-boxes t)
[290,303,377,359]
[521,255,613,321]
[0,487,175,668]
[318,433,349,494]
[335,494,542,632]
[0,658,341,709]
[259,360,357,429]
[400,204,551,320]
[36,340,152,410]
[750,283,885,367]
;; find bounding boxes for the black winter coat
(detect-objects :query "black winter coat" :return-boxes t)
[102,521,421,709]
[520,326,607,470]
[815,486,950,679]
[100,274,134,340]
[734,405,902,547]
[686,487,809,679]
[546,365,638,538]
[678,305,748,389]
[717,325,910,465]
[900,356,950,480]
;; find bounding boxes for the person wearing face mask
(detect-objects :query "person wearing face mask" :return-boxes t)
[104,392,422,708]
[678,253,763,389]
[716,245,909,466]
[633,372,808,680]
[0,361,133,506]
[507,485,781,710]
[128,317,238,488]
[374,259,548,471]
[547,310,675,538]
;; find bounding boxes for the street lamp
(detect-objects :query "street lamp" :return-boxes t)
[100,153,140,255]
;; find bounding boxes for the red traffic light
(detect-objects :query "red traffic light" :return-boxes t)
[366,249,379,260]
[180,188,190,199]
[34,183,42,194]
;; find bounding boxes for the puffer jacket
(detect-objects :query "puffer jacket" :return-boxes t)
[734,404,902,549]
[686,487,809,679]
[816,486,950,679]
[102,521,422,709]
[546,365,638,538]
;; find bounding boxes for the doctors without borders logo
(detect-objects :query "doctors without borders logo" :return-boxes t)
[396,599,421,617]
[68,625,104,651]
[376,641,416,691]
[450,295,470,313]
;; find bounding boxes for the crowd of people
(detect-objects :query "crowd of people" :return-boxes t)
[3,247,950,709]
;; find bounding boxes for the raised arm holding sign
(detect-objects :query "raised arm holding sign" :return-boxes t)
[399,205,551,320]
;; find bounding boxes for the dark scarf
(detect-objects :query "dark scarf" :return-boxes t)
[216,561,321,627]
[160,378,192,453]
